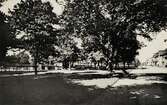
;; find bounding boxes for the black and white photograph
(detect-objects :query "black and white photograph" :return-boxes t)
[1,0,167,105]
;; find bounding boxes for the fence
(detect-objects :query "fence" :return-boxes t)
[0,64,62,72]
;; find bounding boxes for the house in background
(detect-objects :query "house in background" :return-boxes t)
[145,49,167,67]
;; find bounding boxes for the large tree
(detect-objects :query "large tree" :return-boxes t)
[104,0,167,70]
[9,0,60,75]
[62,0,167,73]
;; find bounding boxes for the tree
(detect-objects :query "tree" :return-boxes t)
[61,0,136,72]
[60,37,81,69]
[4,52,30,65]
[62,0,114,71]
[0,1,15,65]
[9,0,60,75]
[62,0,167,74]
[104,0,167,71]
[16,51,30,64]
[0,12,8,64]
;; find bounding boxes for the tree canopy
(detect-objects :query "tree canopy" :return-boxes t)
[9,0,60,74]
[1,0,167,73]
[61,0,167,71]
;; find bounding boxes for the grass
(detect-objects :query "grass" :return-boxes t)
[0,73,167,105]
[0,71,46,75]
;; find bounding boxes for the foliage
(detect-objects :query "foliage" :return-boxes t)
[0,12,8,62]
[8,0,62,74]
[16,51,30,64]
[60,38,81,68]
[9,0,60,65]
[0,1,16,65]
[62,0,167,70]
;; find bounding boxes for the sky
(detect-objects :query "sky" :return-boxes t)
[0,0,64,15]
[1,0,167,63]
[137,31,167,62]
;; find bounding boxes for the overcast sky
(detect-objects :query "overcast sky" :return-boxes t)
[0,0,64,15]
[137,31,167,62]
[1,0,167,63]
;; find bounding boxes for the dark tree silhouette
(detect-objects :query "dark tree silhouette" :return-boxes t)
[9,0,60,75]
[0,12,8,64]
[0,1,15,66]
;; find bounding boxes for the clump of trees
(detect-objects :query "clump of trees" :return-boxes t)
[1,0,167,75]
[61,0,167,73]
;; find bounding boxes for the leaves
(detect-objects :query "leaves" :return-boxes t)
[62,0,167,67]
[9,0,60,64]
[0,11,15,64]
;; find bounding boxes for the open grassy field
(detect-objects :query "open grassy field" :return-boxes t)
[0,73,167,105]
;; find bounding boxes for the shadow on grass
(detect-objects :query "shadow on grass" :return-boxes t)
[0,74,167,105]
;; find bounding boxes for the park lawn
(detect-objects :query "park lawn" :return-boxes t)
[0,73,167,105]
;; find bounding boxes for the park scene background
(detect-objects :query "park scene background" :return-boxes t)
[1,0,167,105]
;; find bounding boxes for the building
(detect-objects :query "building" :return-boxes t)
[145,49,167,67]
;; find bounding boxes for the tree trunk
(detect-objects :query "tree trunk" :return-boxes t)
[34,58,38,75]
[100,60,103,67]
[34,65,38,75]
[110,46,116,72]
[107,59,113,72]
[127,63,130,68]
[94,62,96,69]
[34,36,38,75]
[68,62,71,70]
[122,61,129,74]
[109,61,113,72]
[97,61,100,70]
[117,63,120,69]
[114,63,117,70]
